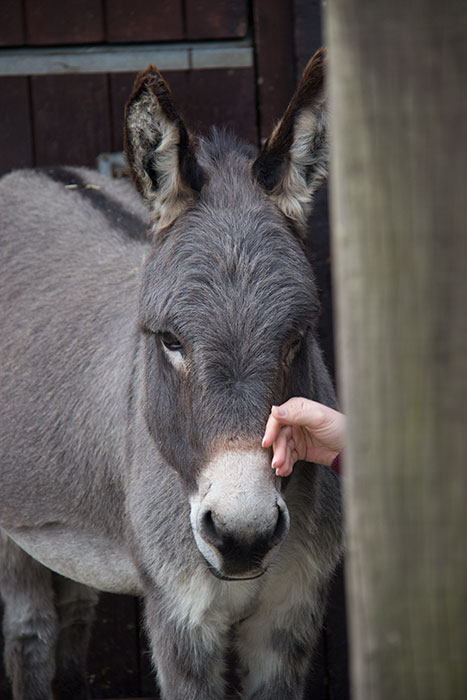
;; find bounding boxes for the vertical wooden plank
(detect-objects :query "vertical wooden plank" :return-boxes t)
[0,77,33,176]
[87,594,140,699]
[326,1,467,698]
[105,0,184,42]
[185,0,248,40]
[31,74,111,167]
[186,68,257,145]
[293,0,323,75]
[0,0,25,46]
[253,0,296,141]
[24,0,104,45]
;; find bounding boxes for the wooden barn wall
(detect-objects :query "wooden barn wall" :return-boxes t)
[0,1,348,698]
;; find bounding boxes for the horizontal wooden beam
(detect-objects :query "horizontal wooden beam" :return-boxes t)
[0,39,253,76]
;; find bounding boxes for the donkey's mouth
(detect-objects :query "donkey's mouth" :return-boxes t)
[207,564,267,582]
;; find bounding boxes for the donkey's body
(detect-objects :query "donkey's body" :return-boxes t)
[0,167,147,596]
[0,52,342,700]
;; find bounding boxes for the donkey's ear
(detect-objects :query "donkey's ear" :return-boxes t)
[252,48,327,232]
[124,65,205,233]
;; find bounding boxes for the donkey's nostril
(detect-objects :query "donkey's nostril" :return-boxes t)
[200,509,223,549]
[199,501,289,557]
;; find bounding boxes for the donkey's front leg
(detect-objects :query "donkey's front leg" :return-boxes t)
[236,589,328,700]
[0,531,58,700]
[144,592,227,700]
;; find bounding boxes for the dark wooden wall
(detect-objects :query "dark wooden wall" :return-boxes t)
[0,1,348,698]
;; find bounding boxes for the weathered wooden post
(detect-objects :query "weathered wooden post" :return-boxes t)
[324,1,467,698]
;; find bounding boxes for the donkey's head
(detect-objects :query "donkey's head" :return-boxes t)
[125,51,328,581]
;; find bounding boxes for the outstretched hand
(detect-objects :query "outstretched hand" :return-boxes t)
[262,398,345,476]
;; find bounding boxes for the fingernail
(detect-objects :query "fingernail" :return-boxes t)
[273,405,287,418]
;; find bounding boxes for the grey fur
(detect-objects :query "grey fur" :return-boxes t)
[0,57,342,700]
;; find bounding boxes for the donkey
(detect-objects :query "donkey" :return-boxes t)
[0,49,342,700]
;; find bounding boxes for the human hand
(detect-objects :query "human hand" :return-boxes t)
[262,397,345,476]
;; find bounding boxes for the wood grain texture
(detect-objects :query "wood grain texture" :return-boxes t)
[185,0,249,40]
[105,0,184,42]
[0,0,24,46]
[326,1,467,698]
[185,68,257,145]
[0,77,33,175]
[31,74,111,167]
[253,0,296,141]
[293,0,323,76]
[24,0,104,45]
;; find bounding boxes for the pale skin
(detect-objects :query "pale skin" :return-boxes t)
[262,398,346,476]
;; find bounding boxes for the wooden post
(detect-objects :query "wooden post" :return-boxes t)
[324,1,467,699]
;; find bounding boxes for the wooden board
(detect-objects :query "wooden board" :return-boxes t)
[24,0,104,45]
[31,74,111,167]
[185,68,257,145]
[253,0,297,141]
[293,0,323,75]
[0,0,25,46]
[0,77,33,175]
[105,0,184,43]
[185,0,249,40]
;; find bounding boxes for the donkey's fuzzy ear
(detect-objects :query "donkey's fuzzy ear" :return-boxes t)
[252,48,328,232]
[124,65,205,233]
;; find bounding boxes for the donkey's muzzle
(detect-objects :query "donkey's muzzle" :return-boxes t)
[190,449,290,579]
[199,500,289,577]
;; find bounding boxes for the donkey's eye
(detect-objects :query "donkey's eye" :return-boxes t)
[160,332,183,352]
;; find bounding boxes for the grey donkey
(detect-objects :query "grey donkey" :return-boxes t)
[0,49,342,700]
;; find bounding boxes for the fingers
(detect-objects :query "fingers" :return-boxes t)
[271,398,327,428]
[262,397,345,474]
[268,398,346,453]
[262,398,326,448]
[270,426,294,476]
[262,411,283,448]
